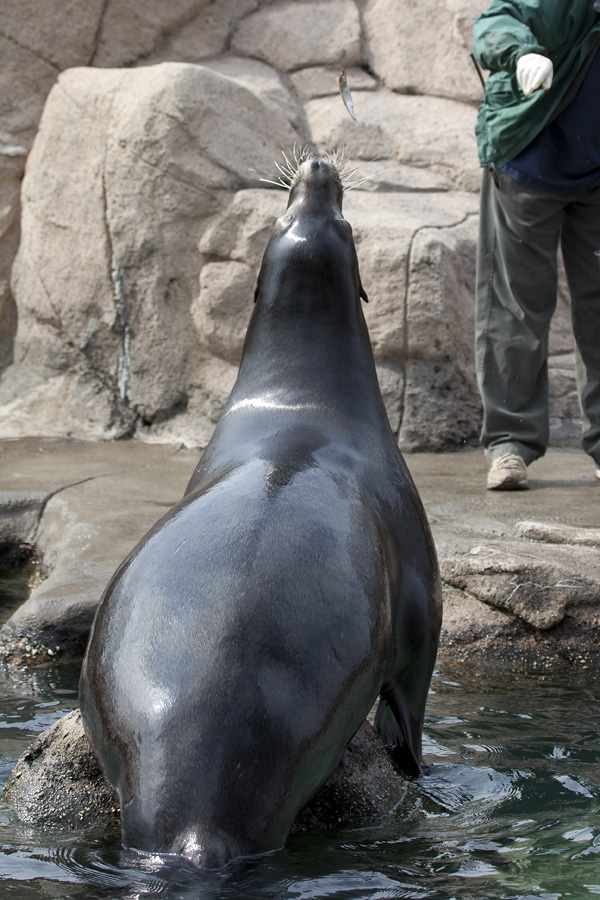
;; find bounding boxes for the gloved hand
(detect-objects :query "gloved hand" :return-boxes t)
[516,53,554,95]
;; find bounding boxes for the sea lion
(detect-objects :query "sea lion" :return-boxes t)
[79,154,442,870]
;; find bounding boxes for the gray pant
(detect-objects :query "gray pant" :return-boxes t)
[475,166,600,467]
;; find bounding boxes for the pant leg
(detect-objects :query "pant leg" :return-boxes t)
[561,183,600,466]
[475,168,565,465]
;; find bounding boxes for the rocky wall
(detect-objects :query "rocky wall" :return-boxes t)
[0,0,582,449]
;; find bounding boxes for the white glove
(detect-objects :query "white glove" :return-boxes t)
[516,53,554,95]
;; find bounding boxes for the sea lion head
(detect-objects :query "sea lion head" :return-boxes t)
[286,157,344,217]
[253,153,368,308]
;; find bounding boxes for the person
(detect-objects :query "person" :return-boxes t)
[472,0,600,490]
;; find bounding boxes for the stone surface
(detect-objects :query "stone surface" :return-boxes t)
[516,520,600,547]
[0,438,198,660]
[231,0,363,72]
[0,0,585,451]
[345,190,481,450]
[363,0,489,104]
[0,63,300,442]
[0,439,598,669]
[91,0,243,68]
[3,709,407,833]
[2,0,106,71]
[306,89,481,191]
[441,541,600,631]
[0,153,24,372]
[2,709,118,828]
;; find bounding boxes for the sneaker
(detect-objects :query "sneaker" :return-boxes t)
[487,454,528,491]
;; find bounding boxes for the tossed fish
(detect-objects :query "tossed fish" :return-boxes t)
[338,68,359,124]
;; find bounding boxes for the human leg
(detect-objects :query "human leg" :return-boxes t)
[475,168,565,468]
[561,185,600,469]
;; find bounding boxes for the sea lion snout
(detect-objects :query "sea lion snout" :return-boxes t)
[287,158,343,215]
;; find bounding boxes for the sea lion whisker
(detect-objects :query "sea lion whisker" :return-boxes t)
[259,177,289,189]
[274,161,293,183]
[344,168,393,190]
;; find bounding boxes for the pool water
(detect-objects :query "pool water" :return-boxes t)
[0,570,598,899]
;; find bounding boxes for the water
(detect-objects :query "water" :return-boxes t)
[0,569,598,899]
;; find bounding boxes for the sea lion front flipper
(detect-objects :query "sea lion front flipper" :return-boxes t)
[374,687,422,777]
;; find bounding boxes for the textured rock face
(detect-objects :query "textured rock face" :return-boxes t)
[0,0,583,449]
[3,709,407,833]
[364,0,488,103]
[231,0,363,71]
[1,64,300,442]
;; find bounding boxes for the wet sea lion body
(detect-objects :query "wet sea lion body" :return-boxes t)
[79,157,442,869]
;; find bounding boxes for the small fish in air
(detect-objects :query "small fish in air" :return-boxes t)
[338,68,359,124]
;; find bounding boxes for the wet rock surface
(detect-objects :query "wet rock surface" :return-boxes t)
[3,710,406,834]
[2,709,119,828]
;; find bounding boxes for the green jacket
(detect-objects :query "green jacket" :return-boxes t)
[473,0,600,167]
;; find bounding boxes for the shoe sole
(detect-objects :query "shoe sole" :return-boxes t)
[487,478,528,491]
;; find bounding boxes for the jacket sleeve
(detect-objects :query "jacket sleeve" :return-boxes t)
[473,0,549,73]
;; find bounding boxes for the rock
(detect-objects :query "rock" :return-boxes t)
[0,63,301,442]
[202,56,302,125]
[516,520,600,548]
[294,719,408,830]
[92,0,235,67]
[345,190,481,449]
[193,261,257,364]
[2,0,106,70]
[0,439,199,659]
[441,539,600,630]
[0,153,24,372]
[193,188,283,364]
[363,0,489,104]
[3,710,407,832]
[306,89,480,192]
[343,159,456,193]
[400,216,481,450]
[231,0,363,72]
[129,1,259,66]
[2,710,118,827]
[198,188,284,264]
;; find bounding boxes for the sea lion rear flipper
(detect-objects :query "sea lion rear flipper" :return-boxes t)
[374,688,422,777]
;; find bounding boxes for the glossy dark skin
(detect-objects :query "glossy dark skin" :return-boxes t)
[79,159,442,870]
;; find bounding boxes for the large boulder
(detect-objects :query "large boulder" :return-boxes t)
[0,63,301,442]
[346,190,481,449]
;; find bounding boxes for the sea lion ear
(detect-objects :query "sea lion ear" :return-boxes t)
[360,283,369,303]
[254,275,261,303]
